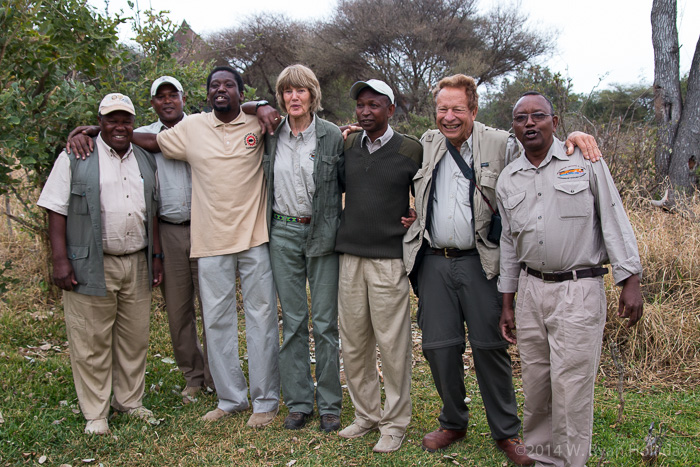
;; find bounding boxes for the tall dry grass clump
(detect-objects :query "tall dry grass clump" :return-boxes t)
[604,194,700,387]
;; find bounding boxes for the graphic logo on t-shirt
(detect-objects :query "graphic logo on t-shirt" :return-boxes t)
[244,133,258,148]
[557,165,586,179]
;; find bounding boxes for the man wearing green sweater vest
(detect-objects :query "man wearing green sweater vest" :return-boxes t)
[335,79,422,453]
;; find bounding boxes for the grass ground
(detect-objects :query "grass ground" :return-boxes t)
[0,288,698,466]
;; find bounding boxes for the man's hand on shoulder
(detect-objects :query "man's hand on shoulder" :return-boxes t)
[66,125,99,160]
[565,131,601,162]
[341,124,361,141]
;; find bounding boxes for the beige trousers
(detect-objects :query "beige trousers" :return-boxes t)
[63,252,151,420]
[338,254,412,436]
[515,270,606,467]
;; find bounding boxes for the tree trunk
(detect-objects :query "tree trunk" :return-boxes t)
[668,36,700,189]
[651,0,682,181]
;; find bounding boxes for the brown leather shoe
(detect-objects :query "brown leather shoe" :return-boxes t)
[421,427,467,452]
[495,437,534,466]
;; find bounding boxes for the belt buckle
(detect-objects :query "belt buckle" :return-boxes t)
[541,272,557,283]
[444,248,450,259]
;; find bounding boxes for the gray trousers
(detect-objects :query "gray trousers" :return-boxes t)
[159,221,213,389]
[198,245,280,413]
[417,253,521,440]
[269,219,341,416]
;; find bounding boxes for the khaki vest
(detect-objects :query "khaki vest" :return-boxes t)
[66,140,158,296]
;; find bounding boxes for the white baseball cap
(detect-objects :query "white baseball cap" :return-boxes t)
[98,93,136,116]
[349,79,395,104]
[150,76,184,96]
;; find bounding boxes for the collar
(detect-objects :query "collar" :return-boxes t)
[361,125,394,148]
[508,136,569,174]
[284,114,316,141]
[210,110,246,128]
[96,134,133,160]
[156,113,187,132]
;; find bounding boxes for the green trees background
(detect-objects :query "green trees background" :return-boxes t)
[1,0,697,239]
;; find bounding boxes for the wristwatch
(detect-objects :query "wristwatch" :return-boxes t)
[255,100,270,111]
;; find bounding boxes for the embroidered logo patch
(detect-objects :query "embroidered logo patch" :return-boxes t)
[244,133,258,148]
[557,165,586,179]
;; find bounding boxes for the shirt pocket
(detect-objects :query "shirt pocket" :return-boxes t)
[319,154,339,182]
[553,181,591,220]
[69,183,89,215]
[502,191,527,233]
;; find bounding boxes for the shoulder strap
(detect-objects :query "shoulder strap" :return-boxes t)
[445,139,497,214]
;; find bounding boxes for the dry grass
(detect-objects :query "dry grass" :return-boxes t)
[601,194,700,388]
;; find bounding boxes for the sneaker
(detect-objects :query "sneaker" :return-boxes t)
[181,386,201,404]
[338,420,379,439]
[283,411,312,430]
[84,418,109,435]
[126,406,154,421]
[373,434,405,453]
[247,407,279,428]
[319,414,341,432]
[202,407,233,422]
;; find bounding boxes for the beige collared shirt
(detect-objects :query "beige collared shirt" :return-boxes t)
[429,135,476,249]
[272,115,317,217]
[361,125,394,154]
[38,135,148,255]
[496,137,642,293]
[156,111,267,258]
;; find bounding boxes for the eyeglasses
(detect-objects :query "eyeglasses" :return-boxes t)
[513,112,553,124]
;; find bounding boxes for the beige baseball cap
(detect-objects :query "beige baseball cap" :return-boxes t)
[98,93,136,116]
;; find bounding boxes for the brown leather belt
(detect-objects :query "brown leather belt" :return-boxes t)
[522,264,608,282]
[429,247,478,258]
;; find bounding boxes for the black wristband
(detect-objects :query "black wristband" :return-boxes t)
[152,253,164,260]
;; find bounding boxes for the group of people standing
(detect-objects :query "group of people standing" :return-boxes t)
[40,61,643,467]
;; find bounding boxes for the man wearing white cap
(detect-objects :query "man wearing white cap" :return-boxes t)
[335,79,422,453]
[38,93,162,435]
[137,76,215,401]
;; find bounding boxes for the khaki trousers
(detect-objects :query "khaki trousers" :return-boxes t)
[159,221,213,389]
[63,252,151,420]
[338,254,412,436]
[516,270,606,467]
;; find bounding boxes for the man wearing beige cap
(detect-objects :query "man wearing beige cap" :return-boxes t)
[38,93,162,435]
[137,76,215,401]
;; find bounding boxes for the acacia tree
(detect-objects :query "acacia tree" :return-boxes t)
[651,0,700,192]
[309,0,552,116]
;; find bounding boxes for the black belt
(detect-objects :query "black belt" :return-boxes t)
[272,212,311,224]
[522,264,608,282]
[160,219,190,226]
[429,247,478,258]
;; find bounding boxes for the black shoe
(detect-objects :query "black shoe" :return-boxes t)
[283,412,312,430]
[319,414,341,432]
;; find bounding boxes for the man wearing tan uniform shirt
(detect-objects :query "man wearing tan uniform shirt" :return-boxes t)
[497,92,643,467]
[38,93,162,435]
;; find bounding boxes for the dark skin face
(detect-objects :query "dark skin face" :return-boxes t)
[151,83,186,128]
[207,70,243,123]
[355,87,395,142]
[512,95,559,166]
[98,110,134,157]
